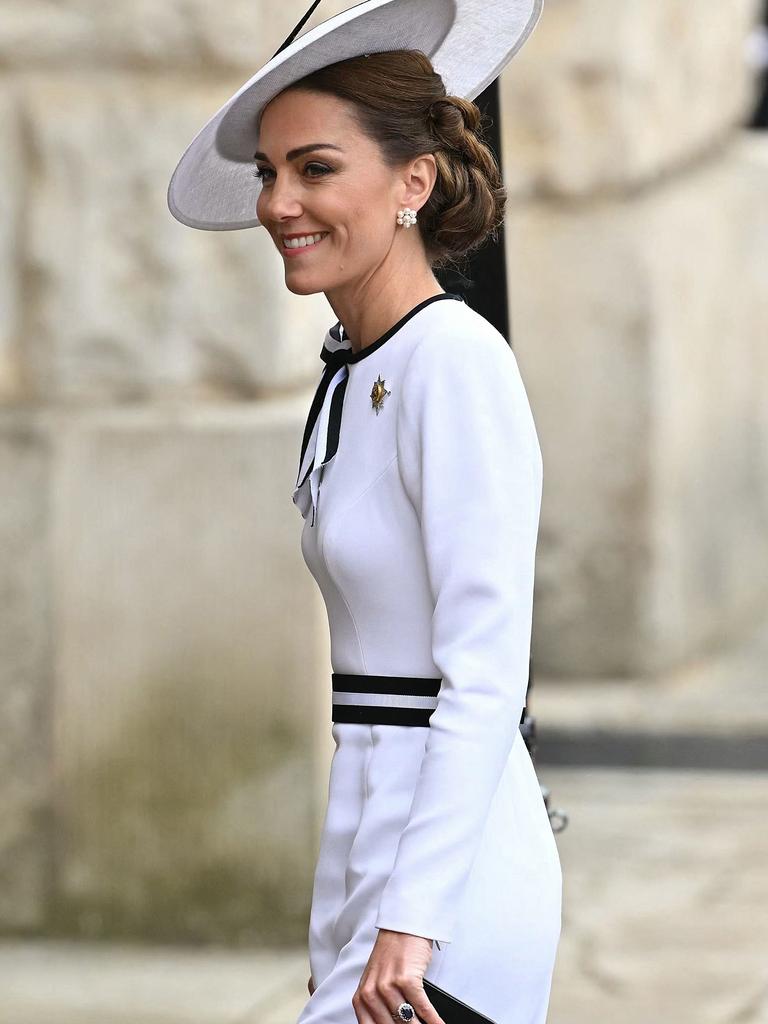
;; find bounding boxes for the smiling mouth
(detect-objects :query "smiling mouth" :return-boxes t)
[282,232,330,253]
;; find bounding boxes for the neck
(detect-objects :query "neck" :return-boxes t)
[324,262,444,356]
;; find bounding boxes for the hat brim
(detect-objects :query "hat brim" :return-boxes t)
[167,0,543,231]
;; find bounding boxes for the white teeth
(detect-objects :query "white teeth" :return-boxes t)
[284,232,327,249]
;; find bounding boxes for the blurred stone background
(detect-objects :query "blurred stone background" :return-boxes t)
[1,1,767,1022]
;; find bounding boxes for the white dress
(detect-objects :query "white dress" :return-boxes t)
[293,292,562,1024]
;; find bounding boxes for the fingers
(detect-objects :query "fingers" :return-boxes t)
[399,981,446,1024]
[352,978,395,1023]
[353,979,446,1024]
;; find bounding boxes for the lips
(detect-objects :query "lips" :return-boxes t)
[281,232,330,256]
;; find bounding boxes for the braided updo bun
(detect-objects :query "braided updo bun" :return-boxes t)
[421,95,506,264]
[276,50,507,270]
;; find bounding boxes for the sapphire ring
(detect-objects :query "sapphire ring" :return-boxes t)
[394,1002,415,1021]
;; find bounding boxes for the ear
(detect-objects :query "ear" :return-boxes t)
[401,152,437,211]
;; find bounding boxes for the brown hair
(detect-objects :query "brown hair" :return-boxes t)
[264,49,507,271]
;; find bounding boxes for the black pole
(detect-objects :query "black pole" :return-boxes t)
[747,1,768,128]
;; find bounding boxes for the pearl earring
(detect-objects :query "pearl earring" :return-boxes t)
[396,207,417,228]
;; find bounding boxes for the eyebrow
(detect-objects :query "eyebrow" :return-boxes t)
[252,143,344,162]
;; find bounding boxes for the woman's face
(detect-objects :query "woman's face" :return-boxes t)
[255,88,431,296]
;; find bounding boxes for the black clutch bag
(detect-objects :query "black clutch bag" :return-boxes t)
[418,979,498,1024]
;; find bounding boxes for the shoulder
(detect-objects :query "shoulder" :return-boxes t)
[397,299,542,467]
[402,299,530,407]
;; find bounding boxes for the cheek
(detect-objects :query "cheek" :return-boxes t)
[346,202,391,238]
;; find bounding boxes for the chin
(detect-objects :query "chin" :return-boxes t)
[284,276,327,297]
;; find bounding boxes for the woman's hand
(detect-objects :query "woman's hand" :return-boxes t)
[352,928,446,1024]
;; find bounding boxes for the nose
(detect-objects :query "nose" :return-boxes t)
[258,171,304,224]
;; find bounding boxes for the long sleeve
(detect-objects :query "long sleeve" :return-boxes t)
[373,323,543,947]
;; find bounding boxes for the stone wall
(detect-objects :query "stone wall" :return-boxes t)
[0,1,337,941]
[0,0,765,941]
[501,0,768,675]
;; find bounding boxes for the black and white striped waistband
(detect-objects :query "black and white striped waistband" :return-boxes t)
[331,673,528,728]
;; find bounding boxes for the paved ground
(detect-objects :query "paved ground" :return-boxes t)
[543,766,768,1024]
[0,940,310,1024]
[2,765,766,1024]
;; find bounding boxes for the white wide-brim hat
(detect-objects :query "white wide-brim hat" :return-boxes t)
[167,0,543,231]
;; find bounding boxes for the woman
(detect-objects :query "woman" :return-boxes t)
[167,4,560,1023]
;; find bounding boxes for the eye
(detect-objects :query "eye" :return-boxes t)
[251,162,332,183]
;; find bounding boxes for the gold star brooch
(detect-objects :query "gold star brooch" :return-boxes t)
[370,374,391,415]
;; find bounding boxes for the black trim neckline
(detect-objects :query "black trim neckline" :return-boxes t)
[339,292,464,364]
